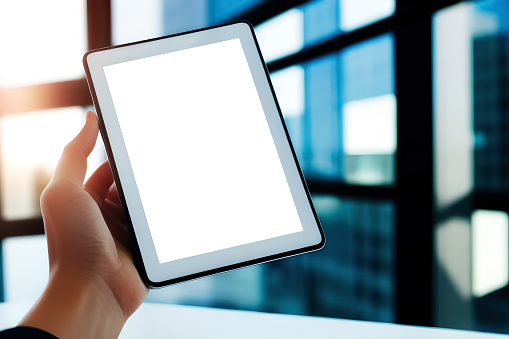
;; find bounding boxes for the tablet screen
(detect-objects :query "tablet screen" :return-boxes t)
[103,38,303,264]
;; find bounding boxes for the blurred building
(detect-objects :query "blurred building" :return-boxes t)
[473,32,509,333]
[474,34,509,191]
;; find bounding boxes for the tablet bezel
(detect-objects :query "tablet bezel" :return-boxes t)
[83,21,325,288]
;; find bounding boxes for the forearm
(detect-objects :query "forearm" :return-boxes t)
[20,269,125,339]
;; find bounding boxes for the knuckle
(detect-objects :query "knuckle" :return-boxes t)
[62,142,75,156]
[40,180,69,211]
[40,183,58,210]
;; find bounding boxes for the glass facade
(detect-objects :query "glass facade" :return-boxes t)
[472,0,509,334]
[472,0,509,192]
[264,196,394,322]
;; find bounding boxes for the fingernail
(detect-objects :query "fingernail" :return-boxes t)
[86,111,91,122]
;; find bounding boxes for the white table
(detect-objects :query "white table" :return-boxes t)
[1,302,507,338]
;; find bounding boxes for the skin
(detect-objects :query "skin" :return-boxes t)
[19,111,148,338]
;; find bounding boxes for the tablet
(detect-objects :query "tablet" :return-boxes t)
[83,21,324,288]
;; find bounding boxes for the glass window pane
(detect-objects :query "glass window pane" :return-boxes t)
[255,9,304,63]
[340,34,395,185]
[343,95,396,155]
[256,1,337,61]
[112,0,164,44]
[339,0,395,32]
[0,0,87,88]
[265,195,395,321]
[302,0,341,46]
[162,0,208,36]
[0,107,105,220]
[305,54,342,178]
[471,0,509,192]
[472,210,509,335]
[472,210,509,298]
[112,0,209,45]
[2,235,49,303]
[271,66,305,164]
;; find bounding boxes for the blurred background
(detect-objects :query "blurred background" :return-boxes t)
[1,0,509,334]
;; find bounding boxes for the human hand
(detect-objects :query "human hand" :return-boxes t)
[20,111,148,338]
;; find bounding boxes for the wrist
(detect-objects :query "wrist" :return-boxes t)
[20,268,125,339]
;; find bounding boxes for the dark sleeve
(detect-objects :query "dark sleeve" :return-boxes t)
[0,327,59,338]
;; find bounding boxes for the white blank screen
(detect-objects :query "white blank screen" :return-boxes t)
[104,38,303,264]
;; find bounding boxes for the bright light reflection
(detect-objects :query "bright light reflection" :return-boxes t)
[339,0,395,32]
[255,9,304,63]
[0,0,87,88]
[0,107,105,220]
[472,210,509,298]
[270,66,305,118]
[343,94,396,155]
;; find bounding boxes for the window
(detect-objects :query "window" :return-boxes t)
[2,0,501,334]
[255,9,304,62]
[264,195,394,321]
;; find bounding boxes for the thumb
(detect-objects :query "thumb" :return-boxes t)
[52,111,99,185]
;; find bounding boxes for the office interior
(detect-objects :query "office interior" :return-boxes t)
[0,0,508,335]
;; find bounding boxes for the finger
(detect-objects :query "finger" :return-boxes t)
[103,200,131,251]
[106,182,121,205]
[84,160,114,205]
[52,111,99,185]
[104,195,125,221]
